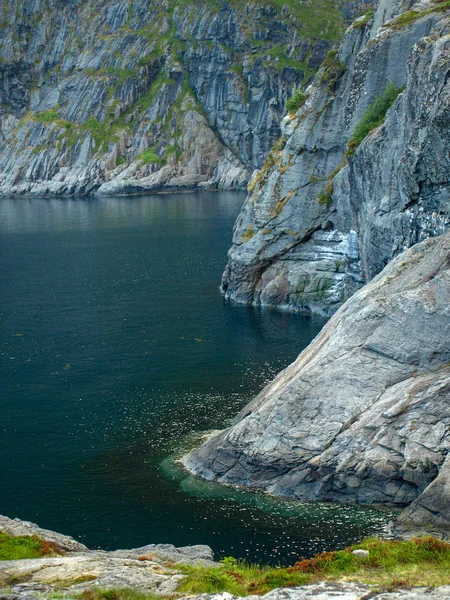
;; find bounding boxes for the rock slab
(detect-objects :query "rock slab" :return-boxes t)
[184,232,450,533]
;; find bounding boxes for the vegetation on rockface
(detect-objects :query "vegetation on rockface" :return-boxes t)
[0,533,63,560]
[346,83,404,156]
[351,10,374,29]
[319,49,345,85]
[286,89,307,113]
[383,0,450,30]
[316,160,348,205]
[177,538,450,596]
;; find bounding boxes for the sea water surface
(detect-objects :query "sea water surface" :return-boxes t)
[0,192,394,564]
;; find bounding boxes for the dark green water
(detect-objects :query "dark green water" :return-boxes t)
[0,192,394,564]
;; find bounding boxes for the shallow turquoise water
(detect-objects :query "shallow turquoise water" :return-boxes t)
[0,192,394,564]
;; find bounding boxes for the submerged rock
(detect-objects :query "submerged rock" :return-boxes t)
[183,231,450,533]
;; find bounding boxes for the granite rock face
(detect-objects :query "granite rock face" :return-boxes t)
[0,0,366,196]
[183,232,450,530]
[221,0,450,316]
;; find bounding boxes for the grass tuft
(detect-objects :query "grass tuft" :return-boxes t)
[78,589,163,600]
[177,537,450,596]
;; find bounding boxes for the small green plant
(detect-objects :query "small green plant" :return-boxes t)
[34,109,59,122]
[286,89,307,113]
[346,82,403,156]
[317,180,334,205]
[220,556,238,567]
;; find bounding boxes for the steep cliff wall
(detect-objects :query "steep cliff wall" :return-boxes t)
[183,231,450,534]
[221,0,450,316]
[0,0,367,196]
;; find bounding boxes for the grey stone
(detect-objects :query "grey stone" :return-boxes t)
[183,232,450,531]
[351,550,369,557]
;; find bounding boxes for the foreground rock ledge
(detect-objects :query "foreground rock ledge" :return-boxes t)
[183,232,450,536]
[2,517,450,600]
[0,515,215,597]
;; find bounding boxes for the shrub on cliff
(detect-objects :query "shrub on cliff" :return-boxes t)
[346,82,403,155]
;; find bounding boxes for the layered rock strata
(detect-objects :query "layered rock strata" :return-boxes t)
[221,0,450,316]
[184,232,450,535]
[0,0,366,196]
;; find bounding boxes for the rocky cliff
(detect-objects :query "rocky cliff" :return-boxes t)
[221,0,450,316]
[183,231,450,536]
[0,0,368,196]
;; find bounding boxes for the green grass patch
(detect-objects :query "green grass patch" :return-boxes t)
[178,537,450,596]
[0,533,63,560]
[136,148,163,164]
[34,110,59,123]
[346,82,403,156]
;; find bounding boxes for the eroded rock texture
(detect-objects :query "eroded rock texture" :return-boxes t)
[0,0,366,196]
[184,232,450,532]
[221,0,450,316]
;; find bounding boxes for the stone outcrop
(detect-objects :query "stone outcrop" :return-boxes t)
[0,515,215,597]
[221,0,450,316]
[0,0,367,196]
[183,231,450,533]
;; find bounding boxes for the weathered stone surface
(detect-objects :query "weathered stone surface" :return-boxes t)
[183,232,450,528]
[0,515,217,598]
[0,0,365,196]
[221,0,450,316]
[183,585,450,600]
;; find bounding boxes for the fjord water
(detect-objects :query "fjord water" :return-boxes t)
[1,192,392,564]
